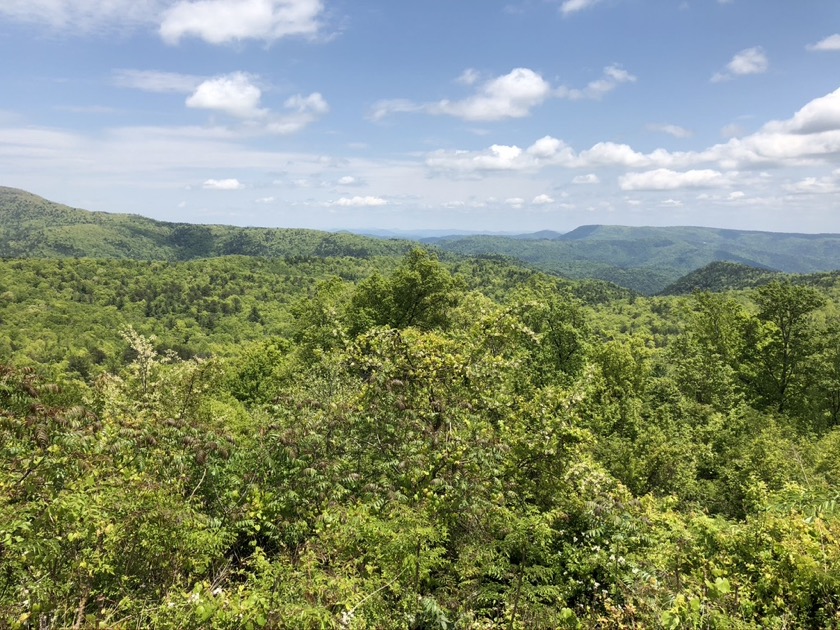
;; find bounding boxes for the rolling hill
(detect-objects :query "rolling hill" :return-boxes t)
[3,186,839,295]
[0,186,415,261]
[424,224,840,294]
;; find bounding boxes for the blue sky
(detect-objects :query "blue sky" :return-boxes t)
[1,0,839,233]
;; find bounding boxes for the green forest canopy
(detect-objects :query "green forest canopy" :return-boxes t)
[3,244,840,628]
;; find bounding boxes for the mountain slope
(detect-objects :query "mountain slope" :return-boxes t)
[658,261,782,295]
[425,225,840,294]
[0,187,415,261]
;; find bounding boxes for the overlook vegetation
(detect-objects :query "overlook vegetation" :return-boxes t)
[2,190,840,628]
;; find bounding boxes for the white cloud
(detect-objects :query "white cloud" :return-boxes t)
[338,176,357,185]
[160,0,323,44]
[572,173,600,184]
[577,142,649,168]
[203,178,243,190]
[114,69,203,93]
[785,175,839,194]
[712,47,768,82]
[426,136,575,173]
[619,169,730,191]
[426,87,840,179]
[432,68,551,121]
[660,199,684,208]
[560,0,603,15]
[187,73,266,119]
[647,123,693,138]
[284,92,329,115]
[369,99,423,121]
[532,194,554,204]
[556,65,636,100]
[373,65,634,122]
[334,196,387,207]
[527,135,565,158]
[0,0,165,31]
[255,196,275,203]
[266,92,329,134]
[456,68,481,86]
[807,34,840,52]
[505,197,525,208]
[763,87,840,134]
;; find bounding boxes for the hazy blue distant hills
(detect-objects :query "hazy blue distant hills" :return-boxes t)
[423,225,840,294]
[0,187,415,261]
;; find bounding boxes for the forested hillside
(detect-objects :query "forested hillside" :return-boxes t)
[5,187,840,295]
[0,187,414,261]
[426,225,840,294]
[3,244,840,628]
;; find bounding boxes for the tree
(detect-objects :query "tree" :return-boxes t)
[742,281,825,414]
[669,292,747,411]
[349,249,460,334]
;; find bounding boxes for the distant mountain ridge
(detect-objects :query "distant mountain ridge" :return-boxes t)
[3,187,839,294]
[423,224,840,294]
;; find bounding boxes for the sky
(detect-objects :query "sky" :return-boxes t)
[1,1,839,234]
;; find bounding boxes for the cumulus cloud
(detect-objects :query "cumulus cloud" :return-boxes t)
[712,47,768,82]
[573,173,600,184]
[532,194,555,204]
[160,0,323,44]
[203,178,243,190]
[431,68,551,121]
[113,69,204,93]
[187,73,266,119]
[255,196,275,203]
[556,65,636,100]
[334,196,387,207]
[807,34,840,52]
[426,136,575,173]
[427,85,840,179]
[647,123,693,138]
[181,72,327,132]
[619,168,729,191]
[373,65,634,122]
[762,87,840,134]
[338,176,358,185]
[577,142,649,168]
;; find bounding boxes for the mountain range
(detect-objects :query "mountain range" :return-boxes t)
[2,186,839,295]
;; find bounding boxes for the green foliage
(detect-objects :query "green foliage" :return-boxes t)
[428,225,840,294]
[349,249,461,334]
[0,186,416,261]
[2,244,840,627]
